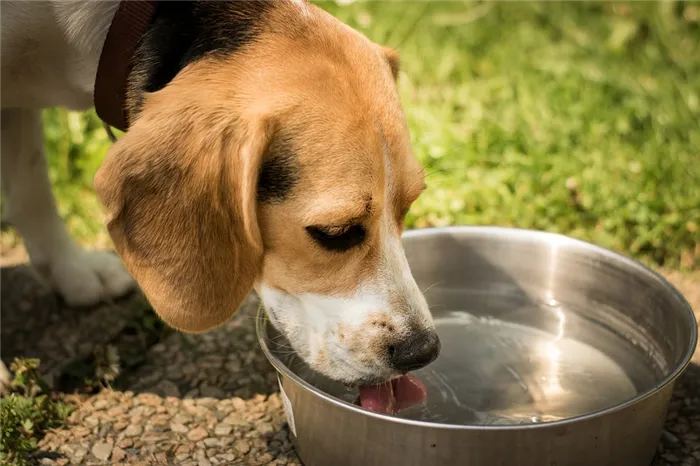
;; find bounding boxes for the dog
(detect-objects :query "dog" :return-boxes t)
[1,0,440,394]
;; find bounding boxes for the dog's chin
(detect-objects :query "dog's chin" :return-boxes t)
[257,290,398,386]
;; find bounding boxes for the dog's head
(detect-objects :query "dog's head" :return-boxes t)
[95,1,439,385]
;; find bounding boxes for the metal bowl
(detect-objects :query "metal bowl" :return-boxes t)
[257,226,697,466]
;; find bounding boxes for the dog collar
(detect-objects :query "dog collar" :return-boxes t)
[94,0,157,132]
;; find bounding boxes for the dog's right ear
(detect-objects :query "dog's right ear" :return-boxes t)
[381,46,400,80]
[95,76,272,333]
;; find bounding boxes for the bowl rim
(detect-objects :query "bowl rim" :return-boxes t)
[255,225,698,431]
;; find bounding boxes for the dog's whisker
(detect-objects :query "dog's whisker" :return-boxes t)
[421,281,443,295]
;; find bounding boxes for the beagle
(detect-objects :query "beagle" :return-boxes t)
[1,1,440,394]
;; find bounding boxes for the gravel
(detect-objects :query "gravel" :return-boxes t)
[1,259,699,465]
[36,294,302,465]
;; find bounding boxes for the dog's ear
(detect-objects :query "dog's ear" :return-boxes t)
[381,46,400,80]
[95,85,270,333]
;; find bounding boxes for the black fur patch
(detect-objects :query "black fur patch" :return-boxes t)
[257,134,299,204]
[127,1,274,118]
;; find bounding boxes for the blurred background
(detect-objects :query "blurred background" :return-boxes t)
[4,1,699,270]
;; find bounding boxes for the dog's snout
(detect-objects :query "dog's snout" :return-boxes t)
[388,330,441,372]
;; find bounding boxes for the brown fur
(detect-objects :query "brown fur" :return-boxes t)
[95,1,425,333]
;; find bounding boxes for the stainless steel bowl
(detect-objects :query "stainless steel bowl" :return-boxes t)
[257,226,697,466]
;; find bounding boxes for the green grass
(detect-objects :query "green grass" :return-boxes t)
[38,1,700,269]
[1,359,73,466]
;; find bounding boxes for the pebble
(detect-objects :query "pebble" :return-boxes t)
[214,424,233,436]
[234,440,251,455]
[171,422,189,433]
[200,386,226,399]
[222,413,247,426]
[112,446,127,462]
[124,424,143,437]
[91,442,113,461]
[187,426,209,442]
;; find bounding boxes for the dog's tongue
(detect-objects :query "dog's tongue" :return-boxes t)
[358,375,427,414]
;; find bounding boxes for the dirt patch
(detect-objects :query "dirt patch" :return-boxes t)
[1,253,698,465]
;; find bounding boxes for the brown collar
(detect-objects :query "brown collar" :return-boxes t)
[94,0,158,132]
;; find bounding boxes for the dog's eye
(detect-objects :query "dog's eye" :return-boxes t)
[305,224,366,252]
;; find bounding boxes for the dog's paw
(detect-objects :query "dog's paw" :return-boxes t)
[45,250,136,307]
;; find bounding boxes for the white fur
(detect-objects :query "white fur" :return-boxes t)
[1,1,134,391]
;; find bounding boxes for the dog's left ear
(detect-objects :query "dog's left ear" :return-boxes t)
[94,71,272,333]
[381,46,400,80]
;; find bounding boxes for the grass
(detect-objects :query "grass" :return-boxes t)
[0,359,73,466]
[25,2,700,270]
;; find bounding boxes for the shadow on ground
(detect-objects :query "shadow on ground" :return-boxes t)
[2,262,298,465]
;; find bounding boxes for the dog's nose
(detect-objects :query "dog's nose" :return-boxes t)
[388,330,441,372]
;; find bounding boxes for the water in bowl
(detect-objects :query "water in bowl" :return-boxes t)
[270,289,667,426]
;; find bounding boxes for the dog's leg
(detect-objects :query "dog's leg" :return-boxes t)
[1,108,136,306]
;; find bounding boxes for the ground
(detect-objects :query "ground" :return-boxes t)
[1,1,699,465]
[1,254,699,465]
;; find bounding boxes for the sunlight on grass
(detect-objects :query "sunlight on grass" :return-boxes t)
[33,2,700,269]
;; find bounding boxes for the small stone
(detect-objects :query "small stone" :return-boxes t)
[136,393,163,406]
[663,429,680,444]
[150,414,171,426]
[200,386,226,399]
[257,422,274,435]
[197,397,219,408]
[93,399,110,410]
[157,380,181,398]
[58,443,76,455]
[117,438,133,449]
[256,453,274,463]
[124,424,143,437]
[234,440,251,454]
[214,424,233,436]
[40,459,55,465]
[187,426,209,442]
[199,459,212,466]
[74,448,88,459]
[176,444,193,455]
[172,414,192,425]
[269,440,282,451]
[232,397,247,410]
[112,446,127,462]
[73,426,91,438]
[114,421,129,431]
[222,413,247,426]
[203,438,220,447]
[107,406,126,417]
[176,452,192,462]
[171,423,189,433]
[91,442,113,461]
[84,416,100,427]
